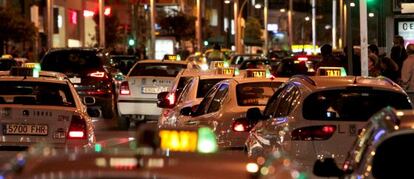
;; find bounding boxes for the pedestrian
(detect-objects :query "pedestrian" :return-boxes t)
[315,44,342,71]
[368,54,381,77]
[368,44,399,81]
[207,43,224,61]
[391,35,407,79]
[400,44,414,90]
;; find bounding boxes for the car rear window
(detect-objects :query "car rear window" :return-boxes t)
[197,79,227,98]
[303,89,412,121]
[236,82,281,106]
[372,133,414,179]
[0,81,75,107]
[129,63,187,77]
[41,51,103,73]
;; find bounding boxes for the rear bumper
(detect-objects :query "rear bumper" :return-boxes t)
[117,99,161,116]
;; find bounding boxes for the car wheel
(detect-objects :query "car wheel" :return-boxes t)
[117,116,130,130]
[102,97,115,119]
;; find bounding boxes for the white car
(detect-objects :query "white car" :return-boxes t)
[158,71,235,126]
[245,75,413,174]
[178,73,288,149]
[0,68,96,149]
[117,60,190,129]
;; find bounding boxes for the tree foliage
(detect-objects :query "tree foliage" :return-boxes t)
[0,7,37,43]
[244,17,263,46]
[158,10,196,42]
[93,12,122,48]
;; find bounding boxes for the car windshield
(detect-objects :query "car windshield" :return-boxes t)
[303,89,412,121]
[41,51,102,73]
[236,82,281,106]
[0,59,17,70]
[110,56,137,75]
[239,60,275,70]
[232,55,263,65]
[129,63,187,77]
[0,81,76,107]
[197,78,228,98]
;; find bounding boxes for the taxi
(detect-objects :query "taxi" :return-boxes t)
[2,126,257,179]
[0,54,19,71]
[157,68,235,126]
[117,59,191,129]
[245,68,413,174]
[178,69,288,149]
[313,107,414,179]
[0,67,96,149]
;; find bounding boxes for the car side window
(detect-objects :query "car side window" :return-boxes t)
[177,78,194,104]
[263,84,287,118]
[193,83,220,116]
[207,84,229,113]
[273,84,298,117]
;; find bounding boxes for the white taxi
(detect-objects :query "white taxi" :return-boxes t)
[245,73,413,173]
[117,60,190,129]
[178,70,288,149]
[0,67,96,149]
[157,68,235,126]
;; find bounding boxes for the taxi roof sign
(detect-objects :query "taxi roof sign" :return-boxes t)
[245,69,270,78]
[316,67,347,77]
[215,67,235,75]
[209,61,224,69]
[163,54,181,61]
[158,127,218,153]
[1,54,13,59]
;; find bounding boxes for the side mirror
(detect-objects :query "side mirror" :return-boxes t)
[313,158,344,177]
[157,92,175,108]
[83,96,95,106]
[246,107,263,122]
[180,106,193,116]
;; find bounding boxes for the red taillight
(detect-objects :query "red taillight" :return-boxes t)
[232,120,251,132]
[88,71,106,78]
[166,92,175,105]
[68,115,87,139]
[120,81,130,95]
[297,57,308,62]
[291,125,336,141]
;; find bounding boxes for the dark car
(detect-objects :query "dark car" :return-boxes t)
[40,48,116,119]
[0,58,18,71]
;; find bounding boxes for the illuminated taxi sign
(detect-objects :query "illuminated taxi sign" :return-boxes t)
[210,61,224,69]
[316,67,347,77]
[0,54,12,59]
[158,127,217,153]
[246,69,267,78]
[163,54,181,61]
[216,67,234,75]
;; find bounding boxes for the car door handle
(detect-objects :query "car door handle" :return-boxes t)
[186,120,199,125]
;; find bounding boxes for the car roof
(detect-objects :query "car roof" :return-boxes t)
[0,76,68,84]
[137,59,188,65]
[289,75,404,92]
[232,77,288,84]
[46,47,101,53]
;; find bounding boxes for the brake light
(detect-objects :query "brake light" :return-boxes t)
[297,57,308,62]
[88,71,106,78]
[291,125,336,141]
[68,115,87,139]
[232,120,251,132]
[120,81,130,95]
[166,92,175,105]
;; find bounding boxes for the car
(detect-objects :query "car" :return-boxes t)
[178,71,288,149]
[0,55,19,71]
[117,59,191,129]
[0,67,96,149]
[157,68,235,126]
[229,54,266,67]
[40,48,116,119]
[313,107,414,179]
[245,74,413,174]
[2,126,256,179]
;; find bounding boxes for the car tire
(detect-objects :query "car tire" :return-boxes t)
[117,116,130,130]
[102,97,115,119]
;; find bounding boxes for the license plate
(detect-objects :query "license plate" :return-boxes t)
[3,124,48,135]
[69,77,81,84]
[142,87,168,94]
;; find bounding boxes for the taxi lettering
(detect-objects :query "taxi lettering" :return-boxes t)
[159,130,198,152]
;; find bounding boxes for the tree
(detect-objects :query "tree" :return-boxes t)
[93,12,122,48]
[244,17,263,46]
[158,10,196,42]
[0,7,37,54]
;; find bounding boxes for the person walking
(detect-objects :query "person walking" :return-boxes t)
[368,44,399,81]
[391,35,407,79]
[401,44,414,90]
[314,44,342,71]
